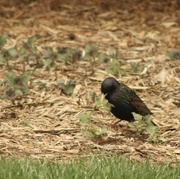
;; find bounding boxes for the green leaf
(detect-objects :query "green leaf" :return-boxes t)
[56,53,69,62]
[44,48,53,58]
[8,48,18,57]
[84,44,99,58]
[108,49,120,59]
[4,88,14,99]
[79,114,91,126]
[36,81,47,90]
[132,112,142,121]
[65,80,76,95]
[0,54,5,62]
[21,85,30,93]
[19,46,26,54]
[95,95,110,111]
[43,59,53,68]
[106,58,123,76]
[146,124,157,135]
[0,34,7,48]
[95,127,107,136]
[128,123,134,128]
[58,79,76,95]
[15,89,23,96]
[84,131,94,138]
[28,36,37,46]
[5,72,16,87]
[58,79,66,90]
[4,72,30,96]
[19,71,31,85]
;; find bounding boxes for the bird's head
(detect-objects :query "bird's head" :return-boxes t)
[101,77,120,96]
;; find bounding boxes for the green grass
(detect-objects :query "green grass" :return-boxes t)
[0,155,179,179]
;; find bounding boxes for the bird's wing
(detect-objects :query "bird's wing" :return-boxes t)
[120,84,152,115]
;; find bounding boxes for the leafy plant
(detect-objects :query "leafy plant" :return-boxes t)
[83,44,99,64]
[94,95,110,111]
[43,47,56,69]
[58,79,76,95]
[108,49,120,60]
[106,49,124,76]
[83,44,106,74]
[43,47,82,69]
[0,48,19,68]
[20,36,38,54]
[79,113,107,139]
[0,34,7,48]
[130,62,145,73]
[36,81,47,90]
[56,47,82,64]
[130,113,159,143]
[18,36,43,69]
[2,71,31,99]
[0,34,19,69]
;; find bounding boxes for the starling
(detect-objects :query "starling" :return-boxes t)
[101,77,153,123]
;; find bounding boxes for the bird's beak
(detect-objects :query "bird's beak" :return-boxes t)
[100,93,106,103]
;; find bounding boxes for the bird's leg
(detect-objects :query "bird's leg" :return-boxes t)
[117,124,130,133]
[109,120,121,128]
[108,120,130,132]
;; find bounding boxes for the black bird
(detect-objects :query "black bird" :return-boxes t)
[101,77,153,123]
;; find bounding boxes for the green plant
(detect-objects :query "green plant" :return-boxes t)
[0,155,179,179]
[79,113,107,139]
[43,47,82,69]
[43,47,57,69]
[129,113,159,143]
[0,35,19,69]
[58,79,76,95]
[83,44,99,64]
[83,44,106,73]
[130,62,145,73]
[106,49,124,76]
[2,71,31,99]
[0,48,19,69]
[0,34,7,48]
[18,36,43,70]
[36,81,47,90]
[19,36,38,54]
[94,95,110,112]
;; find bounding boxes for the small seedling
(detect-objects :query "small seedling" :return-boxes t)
[56,47,72,64]
[36,81,47,90]
[130,113,159,143]
[19,36,43,70]
[58,79,76,96]
[79,113,107,139]
[0,47,19,69]
[2,71,31,99]
[106,49,124,76]
[20,36,38,54]
[83,44,105,73]
[83,44,99,64]
[94,95,110,112]
[0,34,7,48]
[130,62,145,74]
[56,47,82,64]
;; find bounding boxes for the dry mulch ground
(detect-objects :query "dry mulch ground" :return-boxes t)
[0,0,179,163]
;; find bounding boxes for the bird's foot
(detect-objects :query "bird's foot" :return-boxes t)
[117,125,129,133]
[108,120,129,132]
